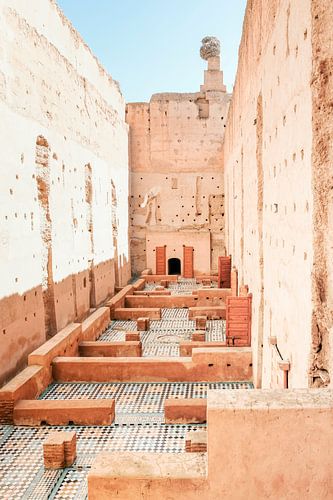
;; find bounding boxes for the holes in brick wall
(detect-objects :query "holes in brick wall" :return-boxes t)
[292,153,296,162]
[283,115,286,126]
[304,252,307,260]
[301,149,304,160]
[295,45,298,57]
[304,29,308,40]
[273,45,276,55]
[3,329,6,335]
[9,189,13,195]
[21,153,24,164]
[294,104,297,113]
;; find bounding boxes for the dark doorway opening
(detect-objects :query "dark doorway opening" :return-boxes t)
[168,258,181,275]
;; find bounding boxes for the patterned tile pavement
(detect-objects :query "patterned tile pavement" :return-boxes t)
[0,280,249,499]
[99,308,226,356]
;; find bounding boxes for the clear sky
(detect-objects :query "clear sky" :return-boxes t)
[57,0,247,103]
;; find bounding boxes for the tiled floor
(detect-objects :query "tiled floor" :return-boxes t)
[99,308,226,356]
[0,280,250,499]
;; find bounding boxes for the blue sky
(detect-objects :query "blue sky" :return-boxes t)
[57,0,247,102]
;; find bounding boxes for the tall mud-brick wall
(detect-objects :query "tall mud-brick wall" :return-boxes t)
[0,0,130,385]
[127,54,231,276]
[224,0,333,388]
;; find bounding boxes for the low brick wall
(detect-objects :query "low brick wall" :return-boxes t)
[13,399,115,426]
[188,306,226,320]
[125,295,198,309]
[165,398,207,424]
[52,348,252,383]
[114,308,161,320]
[196,289,231,307]
[81,307,110,342]
[28,323,81,367]
[79,341,142,357]
[0,365,52,424]
[180,341,227,357]
[88,452,207,500]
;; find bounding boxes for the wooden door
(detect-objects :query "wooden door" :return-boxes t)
[155,246,166,275]
[183,246,194,278]
[226,294,252,346]
[218,256,231,288]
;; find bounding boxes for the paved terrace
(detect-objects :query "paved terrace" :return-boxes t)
[0,279,252,499]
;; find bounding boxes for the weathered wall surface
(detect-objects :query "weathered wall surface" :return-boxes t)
[224,0,317,388]
[127,59,231,275]
[225,0,333,389]
[0,0,130,386]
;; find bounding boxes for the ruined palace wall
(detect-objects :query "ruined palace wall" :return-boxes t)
[224,0,313,388]
[0,0,130,385]
[127,92,230,274]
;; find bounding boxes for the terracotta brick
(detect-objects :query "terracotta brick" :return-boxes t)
[165,398,207,424]
[195,316,207,331]
[137,318,150,331]
[185,430,207,452]
[191,332,206,342]
[79,341,142,357]
[189,306,226,319]
[125,332,141,342]
[114,308,160,320]
[13,399,115,426]
[43,431,77,469]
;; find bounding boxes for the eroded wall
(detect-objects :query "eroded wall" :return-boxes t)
[224,0,333,388]
[0,0,130,385]
[127,74,231,275]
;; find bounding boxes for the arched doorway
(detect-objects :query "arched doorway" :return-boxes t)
[168,258,181,275]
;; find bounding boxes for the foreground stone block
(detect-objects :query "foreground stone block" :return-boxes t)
[207,389,333,498]
[88,451,207,500]
[13,399,115,426]
[43,431,76,469]
[137,317,150,331]
[165,398,207,424]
